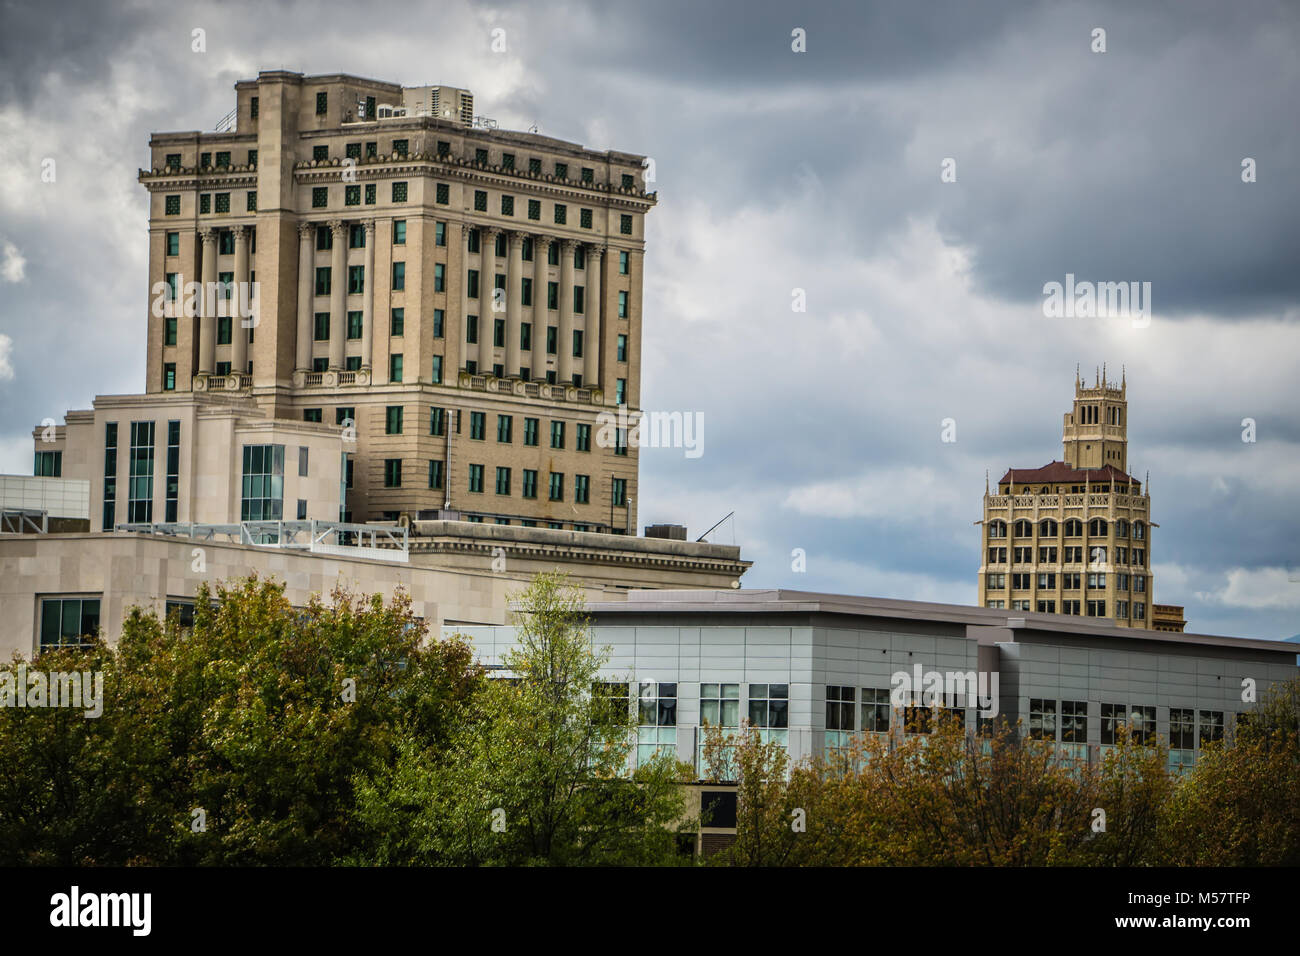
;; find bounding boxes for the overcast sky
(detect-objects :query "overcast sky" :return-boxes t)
[1,0,1297,639]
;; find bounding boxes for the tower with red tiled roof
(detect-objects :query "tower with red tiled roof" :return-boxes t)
[977,368,1163,630]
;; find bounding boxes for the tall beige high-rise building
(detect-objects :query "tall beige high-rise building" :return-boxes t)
[977,367,1183,630]
[138,70,654,530]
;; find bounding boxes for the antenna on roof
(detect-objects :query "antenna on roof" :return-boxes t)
[697,511,735,543]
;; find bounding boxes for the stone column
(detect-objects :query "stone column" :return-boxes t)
[328,219,346,369]
[295,222,314,370]
[584,244,603,388]
[532,235,550,378]
[361,219,376,371]
[506,232,524,376]
[231,225,250,376]
[558,238,576,382]
[198,227,217,374]
[462,226,473,375]
[482,227,500,374]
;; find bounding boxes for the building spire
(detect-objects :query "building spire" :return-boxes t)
[985,470,989,494]
[1102,362,1107,386]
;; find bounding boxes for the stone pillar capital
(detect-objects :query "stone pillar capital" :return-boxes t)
[198,226,217,244]
[586,242,605,260]
[483,225,502,240]
[298,221,315,239]
[559,238,578,253]
[232,224,249,240]
[363,218,376,234]
[532,233,552,249]
[328,219,347,236]
[508,231,525,249]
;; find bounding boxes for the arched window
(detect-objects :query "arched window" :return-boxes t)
[1133,521,1146,541]
[1039,518,1058,537]
[1115,519,1130,538]
[988,520,1007,539]
[1014,519,1033,538]
[1089,518,1108,536]
[1064,518,1083,537]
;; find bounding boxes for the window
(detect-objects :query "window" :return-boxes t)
[1063,572,1081,589]
[240,443,284,520]
[550,420,565,448]
[1013,546,1033,563]
[392,261,405,291]
[431,355,443,384]
[346,356,361,372]
[612,477,627,507]
[468,463,484,493]
[312,187,328,209]
[389,354,403,382]
[1198,711,1224,747]
[826,685,855,732]
[345,185,360,206]
[128,421,155,522]
[554,203,566,225]
[986,573,1006,589]
[303,408,322,423]
[429,407,446,437]
[465,315,478,343]
[467,269,479,299]
[574,474,590,504]
[860,688,891,733]
[1037,572,1056,589]
[579,208,592,229]
[313,357,328,373]
[523,417,539,446]
[39,598,102,652]
[521,277,532,307]
[988,520,1007,539]
[314,313,330,341]
[637,681,677,766]
[437,140,450,156]
[527,199,541,221]
[315,268,331,296]
[1012,573,1032,590]
[495,467,511,495]
[548,472,564,501]
[622,173,635,190]
[164,194,180,216]
[1064,518,1083,536]
[615,379,627,404]
[1129,705,1156,744]
[1029,699,1057,740]
[428,460,444,490]
[390,308,404,336]
[1087,572,1106,589]
[386,405,403,434]
[163,363,176,391]
[748,684,789,743]
[34,450,62,477]
[619,250,629,274]
[470,411,486,440]
[384,459,402,487]
[1039,546,1058,562]
[501,195,514,216]
[436,183,449,205]
[214,192,230,214]
[433,263,445,293]
[164,153,181,168]
[336,407,355,428]
[392,181,408,203]
[392,139,408,157]
[522,469,538,499]
[347,311,363,339]
[576,423,591,452]
[1036,600,1056,613]
[988,547,1007,564]
[620,214,633,235]
[315,91,328,114]
[502,152,515,170]
[317,226,333,250]
[1063,599,1081,615]
[434,221,445,246]
[617,334,628,362]
[528,157,542,174]
[497,414,513,443]
[474,189,488,212]
[433,308,445,338]
[572,329,583,358]
[494,318,506,348]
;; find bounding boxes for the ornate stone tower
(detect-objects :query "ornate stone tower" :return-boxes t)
[1062,364,1127,472]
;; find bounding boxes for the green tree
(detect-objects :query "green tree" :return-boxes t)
[351,572,694,865]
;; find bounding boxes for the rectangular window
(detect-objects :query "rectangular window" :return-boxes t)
[470,411,486,440]
[619,250,629,274]
[102,423,117,530]
[497,414,513,443]
[523,417,539,446]
[165,194,180,216]
[550,420,565,449]
[428,459,444,490]
[386,406,403,434]
[311,187,328,209]
[127,421,156,522]
[163,363,176,391]
[475,148,489,165]
[572,329,583,358]
[165,231,180,256]
[392,181,408,202]
[315,268,331,296]
[314,312,330,341]
[616,334,628,362]
[199,194,211,215]
[554,203,566,225]
[384,459,402,488]
[620,214,633,235]
[468,463,484,494]
[618,290,629,318]
[749,684,789,733]
[501,195,514,216]
[347,311,363,339]
[612,477,627,507]
[502,152,515,169]
[1029,698,1057,740]
[574,474,590,504]
[474,189,488,212]
[240,443,284,521]
[636,681,677,767]
[391,261,405,291]
[548,472,564,501]
[315,91,328,115]
[390,307,404,336]
[431,355,443,384]
[389,354,403,382]
[303,408,322,423]
[392,139,409,157]
[434,221,445,246]
[574,423,592,452]
[39,598,102,653]
[554,162,568,180]
[580,208,592,229]
[34,450,62,477]
[467,269,479,299]
[615,379,627,404]
[215,192,230,213]
[522,469,538,499]
[495,467,511,496]
[1198,711,1224,747]
[247,190,257,212]
[466,314,478,344]
[345,185,360,206]
[527,199,541,221]
[494,318,506,348]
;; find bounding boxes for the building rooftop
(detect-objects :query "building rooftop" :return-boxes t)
[587,588,1292,657]
[998,462,1136,485]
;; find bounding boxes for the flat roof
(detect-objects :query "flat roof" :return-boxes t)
[587,588,1293,657]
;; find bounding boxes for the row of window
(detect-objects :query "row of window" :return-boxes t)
[985,598,1147,618]
[379,459,627,505]
[987,572,1147,591]
[161,149,256,170]
[988,518,1146,540]
[987,545,1147,566]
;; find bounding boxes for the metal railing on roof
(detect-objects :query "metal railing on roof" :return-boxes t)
[114,520,409,562]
